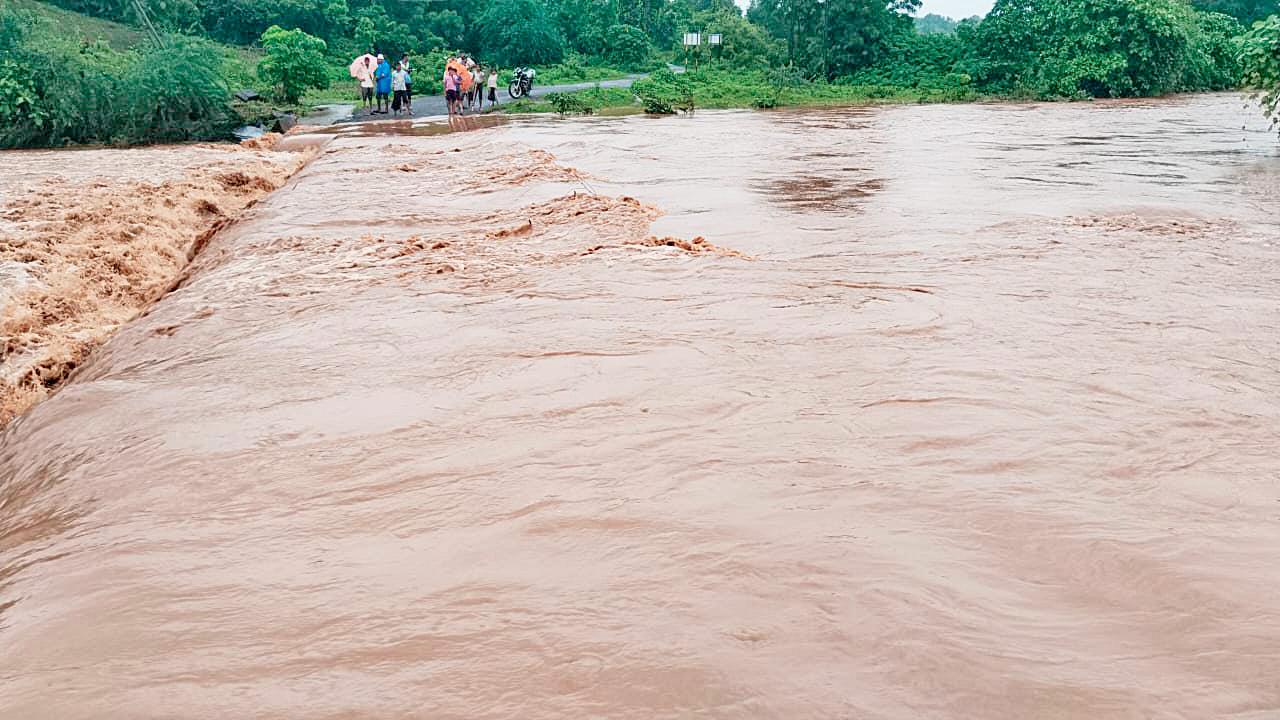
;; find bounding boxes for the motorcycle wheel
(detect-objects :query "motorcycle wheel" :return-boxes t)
[508,80,524,99]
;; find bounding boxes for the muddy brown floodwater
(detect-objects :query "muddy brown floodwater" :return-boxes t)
[2,94,1280,719]
[0,140,311,425]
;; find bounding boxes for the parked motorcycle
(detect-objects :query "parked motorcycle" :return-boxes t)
[508,67,536,99]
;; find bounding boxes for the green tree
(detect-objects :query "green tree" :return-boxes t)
[555,0,619,54]
[693,7,783,67]
[476,0,566,66]
[748,0,919,78]
[971,0,1235,97]
[196,0,348,44]
[914,13,958,34]
[350,6,434,57]
[353,15,378,51]
[604,23,652,68]
[256,25,328,103]
[1241,14,1280,128]
[426,10,466,50]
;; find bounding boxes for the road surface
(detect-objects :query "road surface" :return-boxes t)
[340,74,644,121]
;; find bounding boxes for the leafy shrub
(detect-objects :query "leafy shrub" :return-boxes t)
[546,91,595,115]
[849,32,969,89]
[1240,15,1280,128]
[631,68,694,114]
[752,66,804,108]
[751,93,778,109]
[257,25,328,103]
[0,6,236,148]
[117,36,237,142]
[1185,11,1246,90]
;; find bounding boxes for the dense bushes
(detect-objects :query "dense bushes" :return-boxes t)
[847,32,971,91]
[0,7,236,148]
[546,91,595,114]
[839,0,1251,100]
[965,0,1243,98]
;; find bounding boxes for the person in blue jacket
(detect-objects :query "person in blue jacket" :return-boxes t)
[374,54,392,114]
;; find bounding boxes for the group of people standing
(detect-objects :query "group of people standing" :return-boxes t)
[351,53,414,116]
[443,55,500,117]
[350,52,499,118]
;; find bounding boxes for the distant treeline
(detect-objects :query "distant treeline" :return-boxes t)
[914,13,979,35]
[26,0,1276,82]
[1,0,1278,148]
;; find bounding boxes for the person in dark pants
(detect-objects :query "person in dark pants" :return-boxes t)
[400,54,413,113]
[391,62,409,115]
[355,56,374,111]
[374,54,392,114]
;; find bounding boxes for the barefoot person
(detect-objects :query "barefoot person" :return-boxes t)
[487,66,499,108]
[444,66,462,117]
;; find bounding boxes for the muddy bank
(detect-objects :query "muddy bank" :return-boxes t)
[0,141,312,428]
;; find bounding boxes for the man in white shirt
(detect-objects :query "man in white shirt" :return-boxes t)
[391,63,409,115]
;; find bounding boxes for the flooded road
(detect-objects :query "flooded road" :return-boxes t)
[2,94,1279,718]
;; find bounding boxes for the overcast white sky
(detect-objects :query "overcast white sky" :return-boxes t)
[915,0,995,18]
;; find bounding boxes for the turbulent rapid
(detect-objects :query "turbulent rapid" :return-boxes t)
[1,94,1279,719]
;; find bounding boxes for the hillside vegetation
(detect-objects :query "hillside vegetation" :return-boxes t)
[9,0,144,48]
[1,0,1278,148]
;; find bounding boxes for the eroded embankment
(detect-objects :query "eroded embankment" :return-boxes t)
[0,138,313,427]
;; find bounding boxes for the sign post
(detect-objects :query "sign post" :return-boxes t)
[682,32,701,72]
[707,33,722,61]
